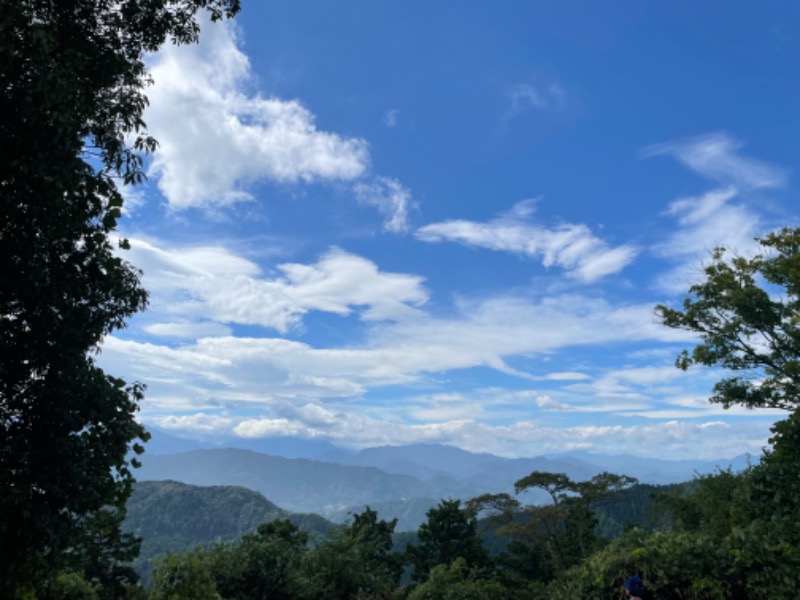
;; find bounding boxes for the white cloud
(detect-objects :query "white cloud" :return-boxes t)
[156,414,235,436]
[643,133,789,294]
[101,292,693,418]
[234,418,306,438]
[416,199,638,282]
[565,365,708,401]
[506,83,566,117]
[143,321,233,339]
[127,238,429,332]
[354,176,414,233]
[144,19,370,209]
[651,188,765,294]
[384,109,400,127]
[544,372,591,381]
[643,133,787,190]
[147,408,775,460]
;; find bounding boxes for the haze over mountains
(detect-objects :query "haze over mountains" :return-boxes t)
[138,427,749,530]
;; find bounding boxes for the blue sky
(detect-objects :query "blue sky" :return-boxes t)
[101,1,799,459]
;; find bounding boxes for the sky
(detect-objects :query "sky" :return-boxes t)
[100,0,799,460]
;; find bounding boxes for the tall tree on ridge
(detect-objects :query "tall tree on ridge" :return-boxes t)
[0,1,240,595]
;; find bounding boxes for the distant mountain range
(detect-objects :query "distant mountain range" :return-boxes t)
[136,427,751,530]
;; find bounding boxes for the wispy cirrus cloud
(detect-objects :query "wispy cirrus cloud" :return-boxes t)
[506,82,566,118]
[383,109,400,128]
[645,133,787,293]
[354,176,415,233]
[642,133,787,190]
[103,290,693,419]
[415,199,638,282]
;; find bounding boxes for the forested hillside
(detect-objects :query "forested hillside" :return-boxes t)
[124,481,332,583]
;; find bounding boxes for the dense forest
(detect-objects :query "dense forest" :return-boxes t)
[118,444,798,599]
[2,1,799,598]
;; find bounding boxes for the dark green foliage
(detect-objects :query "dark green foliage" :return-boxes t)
[146,509,406,600]
[0,1,239,595]
[593,483,678,538]
[209,520,309,600]
[656,227,800,411]
[302,507,404,599]
[501,471,637,574]
[406,558,506,600]
[551,227,800,599]
[149,549,221,600]
[407,499,491,583]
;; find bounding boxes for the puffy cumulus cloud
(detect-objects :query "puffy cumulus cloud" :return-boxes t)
[126,238,429,333]
[234,418,306,438]
[144,19,369,209]
[155,413,235,436]
[416,199,638,282]
[354,176,414,233]
[643,133,787,191]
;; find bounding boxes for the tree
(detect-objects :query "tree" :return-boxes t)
[408,499,491,583]
[655,226,800,594]
[210,519,309,600]
[149,550,221,600]
[0,1,239,595]
[655,227,800,411]
[467,471,637,585]
[406,558,507,600]
[302,507,403,599]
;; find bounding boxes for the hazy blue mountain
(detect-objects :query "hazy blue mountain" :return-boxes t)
[542,451,753,484]
[143,426,339,459]
[137,448,482,520]
[320,443,499,479]
[219,435,340,459]
[136,435,754,529]
[142,426,212,455]
[320,443,604,487]
[320,442,752,487]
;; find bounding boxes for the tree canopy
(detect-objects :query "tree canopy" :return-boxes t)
[656,227,800,411]
[0,1,239,596]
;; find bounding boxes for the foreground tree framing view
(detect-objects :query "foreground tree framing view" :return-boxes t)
[1,2,798,599]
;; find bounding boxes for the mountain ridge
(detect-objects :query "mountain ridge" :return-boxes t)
[136,431,751,529]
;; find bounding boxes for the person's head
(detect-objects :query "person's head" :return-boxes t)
[623,575,648,598]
